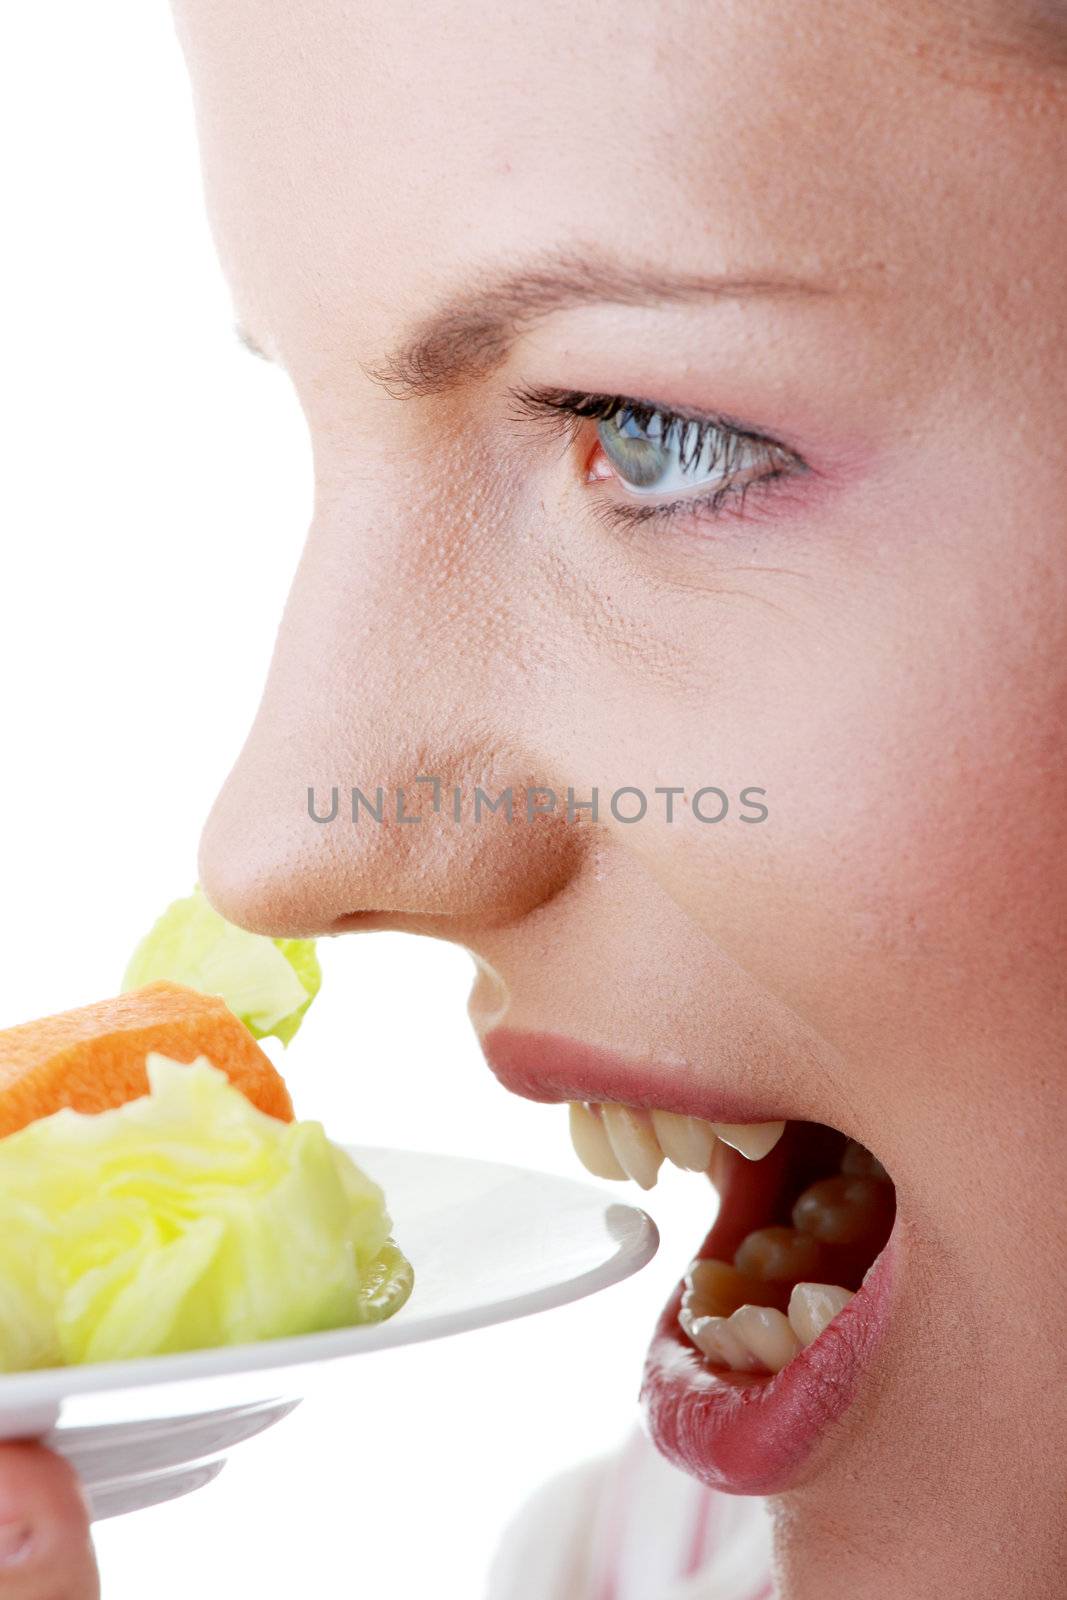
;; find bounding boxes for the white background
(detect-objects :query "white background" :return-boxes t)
[0,5,713,1595]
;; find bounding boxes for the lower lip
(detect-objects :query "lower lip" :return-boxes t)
[641,1234,895,1496]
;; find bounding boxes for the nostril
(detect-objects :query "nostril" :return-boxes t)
[328,907,497,941]
[329,909,410,934]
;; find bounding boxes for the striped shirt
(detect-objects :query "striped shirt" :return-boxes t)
[488,1426,774,1599]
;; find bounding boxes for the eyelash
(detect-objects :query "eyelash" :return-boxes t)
[506,383,806,531]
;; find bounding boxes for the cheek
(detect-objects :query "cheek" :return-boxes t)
[629,557,1067,1080]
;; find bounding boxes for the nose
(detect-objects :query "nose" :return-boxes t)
[198,511,585,940]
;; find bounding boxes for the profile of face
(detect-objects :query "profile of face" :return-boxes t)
[172,2,1066,1594]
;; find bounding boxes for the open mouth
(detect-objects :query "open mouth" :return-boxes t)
[571,1103,892,1377]
[482,1029,897,1495]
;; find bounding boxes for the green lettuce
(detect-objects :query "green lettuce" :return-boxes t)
[0,1057,412,1371]
[122,886,321,1045]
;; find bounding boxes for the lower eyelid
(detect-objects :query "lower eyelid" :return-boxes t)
[586,428,799,507]
[592,461,810,534]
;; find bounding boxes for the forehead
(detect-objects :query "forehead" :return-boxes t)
[172,0,1060,363]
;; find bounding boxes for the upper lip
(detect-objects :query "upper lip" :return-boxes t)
[479,1026,798,1126]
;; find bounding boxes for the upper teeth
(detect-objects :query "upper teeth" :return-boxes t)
[567,1101,627,1181]
[712,1121,787,1162]
[567,1100,785,1187]
[599,1105,664,1190]
[650,1110,717,1171]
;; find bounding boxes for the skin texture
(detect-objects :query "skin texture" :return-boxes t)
[165,2,1065,1595]
[0,1445,98,1599]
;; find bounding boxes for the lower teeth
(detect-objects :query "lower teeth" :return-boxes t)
[680,1136,892,1375]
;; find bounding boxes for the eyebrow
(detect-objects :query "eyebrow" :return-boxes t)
[234,248,870,395]
[359,247,854,402]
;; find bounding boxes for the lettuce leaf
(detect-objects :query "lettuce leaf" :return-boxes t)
[122,886,321,1045]
[0,1058,412,1371]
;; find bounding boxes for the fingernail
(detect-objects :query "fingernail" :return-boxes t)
[0,1520,33,1566]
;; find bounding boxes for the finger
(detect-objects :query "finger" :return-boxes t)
[0,1443,99,1599]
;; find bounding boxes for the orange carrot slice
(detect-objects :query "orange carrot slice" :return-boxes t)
[0,980,294,1137]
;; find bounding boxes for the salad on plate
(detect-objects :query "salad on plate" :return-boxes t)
[0,887,413,1375]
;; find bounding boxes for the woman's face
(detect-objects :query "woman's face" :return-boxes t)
[176,1,1066,1592]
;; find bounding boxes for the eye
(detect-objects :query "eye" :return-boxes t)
[508,385,805,529]
[595,403,774,499]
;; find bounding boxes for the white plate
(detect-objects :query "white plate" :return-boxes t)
[0,1147,658,1519]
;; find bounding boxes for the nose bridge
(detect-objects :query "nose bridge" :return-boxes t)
[198,509,583,936]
